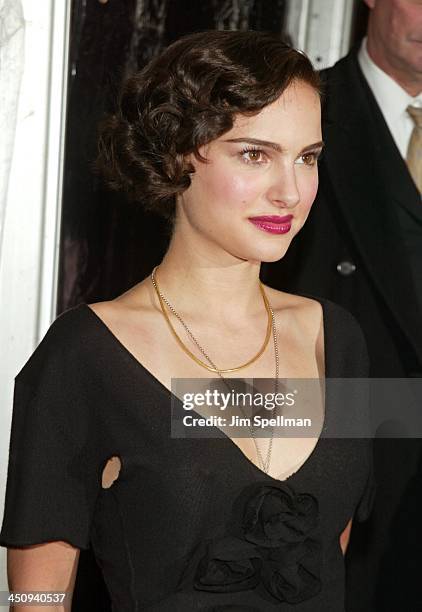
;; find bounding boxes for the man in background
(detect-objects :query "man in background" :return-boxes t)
[262,0,422,609]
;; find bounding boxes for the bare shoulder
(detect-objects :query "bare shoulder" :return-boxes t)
[263,285,325,374]
[263,285,323,334]
[87,277,157,336]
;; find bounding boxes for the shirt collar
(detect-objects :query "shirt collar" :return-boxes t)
[357,36,422,122]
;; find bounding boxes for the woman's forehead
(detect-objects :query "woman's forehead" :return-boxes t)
[224,85,321,142]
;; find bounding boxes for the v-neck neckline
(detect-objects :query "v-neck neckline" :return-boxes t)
[78,298,329,484]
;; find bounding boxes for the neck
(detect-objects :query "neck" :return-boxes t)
[366,35,422,98]
[154,232,264,325]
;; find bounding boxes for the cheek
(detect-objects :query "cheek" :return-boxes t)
[299,171,319,212]
[403,7,422,48]
[390,6,413,45]
[199,164,264,211]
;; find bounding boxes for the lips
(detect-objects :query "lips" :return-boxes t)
[248,214,293,235]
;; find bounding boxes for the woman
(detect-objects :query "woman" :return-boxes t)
[0,30,374,611]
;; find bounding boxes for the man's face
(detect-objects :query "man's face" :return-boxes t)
[366,0,422,81]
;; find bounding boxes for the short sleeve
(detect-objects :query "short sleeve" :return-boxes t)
[0,308,107,550]
[355,440,376,522]
[319,298,376,523]
[338,306,376,522]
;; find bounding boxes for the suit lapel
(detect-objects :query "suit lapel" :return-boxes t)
[322,50,422,365]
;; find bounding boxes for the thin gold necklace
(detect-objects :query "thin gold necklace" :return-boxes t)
[150,265,280,474]
[151,266,272,373]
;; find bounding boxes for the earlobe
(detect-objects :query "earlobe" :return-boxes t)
[182,152,197,175]
[362,0,376,9]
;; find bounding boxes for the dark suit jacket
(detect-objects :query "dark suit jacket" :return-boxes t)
[262,46,422,610]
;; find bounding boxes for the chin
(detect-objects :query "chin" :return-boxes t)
[243,241,293,264]
[261,249,291,264]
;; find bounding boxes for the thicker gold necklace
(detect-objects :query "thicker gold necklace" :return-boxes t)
[150,265,280,474]
[150,265,272,373]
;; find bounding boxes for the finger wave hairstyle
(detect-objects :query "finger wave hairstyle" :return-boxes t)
[96,29,321,227]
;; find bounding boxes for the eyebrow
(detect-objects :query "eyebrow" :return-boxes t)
[223,137,325,154]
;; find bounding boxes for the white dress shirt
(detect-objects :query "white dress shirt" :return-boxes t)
[358,36,422,159]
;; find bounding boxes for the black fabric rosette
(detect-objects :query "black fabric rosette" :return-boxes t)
[194,535,262,592]
[193,483,321,604]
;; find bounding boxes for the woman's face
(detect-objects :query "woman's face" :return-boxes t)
[177,79,322,264]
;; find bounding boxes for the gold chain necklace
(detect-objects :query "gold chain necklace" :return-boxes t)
[151,267,272,373]
[150,265,280,474]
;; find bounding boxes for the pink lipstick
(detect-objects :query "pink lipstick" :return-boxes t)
[248,214,293,235]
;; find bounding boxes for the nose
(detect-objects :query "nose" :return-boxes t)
[266,165,300,209]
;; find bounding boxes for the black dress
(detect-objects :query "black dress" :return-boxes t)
[0,297,374,611]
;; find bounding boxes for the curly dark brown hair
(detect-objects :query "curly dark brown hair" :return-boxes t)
[96,30,321,227]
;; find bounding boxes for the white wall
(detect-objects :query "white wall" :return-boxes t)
[0,0,70,588]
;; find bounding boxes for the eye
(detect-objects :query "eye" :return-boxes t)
[296,151,321,166]
[240,147,268,165]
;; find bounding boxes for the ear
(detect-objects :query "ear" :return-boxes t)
[362,0,376,9]
[183,152,196,174]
